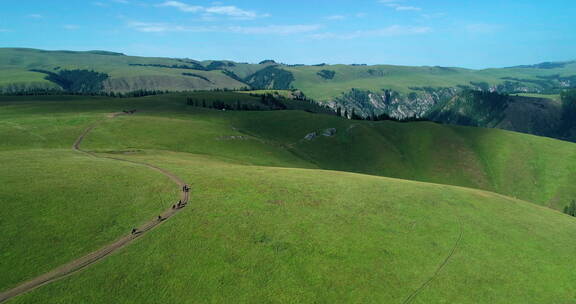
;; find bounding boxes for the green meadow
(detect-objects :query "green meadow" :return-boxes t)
[1,93,576,303]
[8,152,576,304]
[2,48,575,102]
[286,62,576,100]
[0,150,177,291]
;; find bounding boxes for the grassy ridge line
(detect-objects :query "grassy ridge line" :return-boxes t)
[1,48,575,99]
[0,48,250,92]
[285,62,576,100]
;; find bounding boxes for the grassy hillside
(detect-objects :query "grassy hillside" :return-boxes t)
[8,151,576,304]
[31,93,568,211]
[287,62,576,101]
[0,98,181,291]
[2,47,575,143]
[0,149,177,291]
[2,94,576,303]
[427,91,564,138]
[3,93,575,210]
[2,48,574,99]
[0,48,249,93]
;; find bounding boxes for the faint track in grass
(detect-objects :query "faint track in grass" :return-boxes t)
[401,217,463,304]
[0,112,190,303]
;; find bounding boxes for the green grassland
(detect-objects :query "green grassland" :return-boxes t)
[514,93,561,101]
[8,151,576,304]
[0,48,249,92]
[0,150,177,291]
[38,93,571,211]
[2,48,575,102]
[0,97,179,290]
[2,92,575,210]
[2,94,576,303]
[286,62,576,100]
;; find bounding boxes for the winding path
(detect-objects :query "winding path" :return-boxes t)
[0,112,189,303]
[401,217,463,304]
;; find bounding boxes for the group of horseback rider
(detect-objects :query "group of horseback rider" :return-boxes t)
[122,109,137,114]
[131,184,191,235]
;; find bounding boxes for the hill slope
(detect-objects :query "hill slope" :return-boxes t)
[2,48,574,98]
[0,48,250,93]
[2,48,575,142]
[2,94,576,303]
[3,93,575,210]
[7,151,576,304]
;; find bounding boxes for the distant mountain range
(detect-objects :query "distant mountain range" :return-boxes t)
[1,47,575,142]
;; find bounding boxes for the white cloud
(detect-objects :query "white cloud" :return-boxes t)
[228,24,321,35]
[326,15,346,21]
[0,28,10,32]
[310,25,431,40]
[27,14,43,18]
[158,1,264,19]
[379,0,421,11]
[395,6,421,11]
[127,21,205,32]
[112,0,129,3]
[159,1,202,12]
[127,21,319,35]
[205,6,258,18]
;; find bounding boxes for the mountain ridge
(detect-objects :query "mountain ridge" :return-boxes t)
[2,47,575,142]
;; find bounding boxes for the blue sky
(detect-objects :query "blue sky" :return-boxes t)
[0,0,574,68]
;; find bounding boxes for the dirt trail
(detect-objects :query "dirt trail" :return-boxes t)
[0,112,189,303]
[401,217,463,304]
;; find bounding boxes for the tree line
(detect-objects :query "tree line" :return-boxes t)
[1,88,170,98]
[186,93,336,114]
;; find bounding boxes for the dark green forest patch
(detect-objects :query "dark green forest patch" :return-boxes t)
[317,70,336,80]
[245,66,294,90]
[181,73,212,83]
[30,69,109,93]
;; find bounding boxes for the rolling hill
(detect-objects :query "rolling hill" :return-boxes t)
[2,48,575,99]
[2,93,575,210]
[1,93,576,303]
[2,47,575,143]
